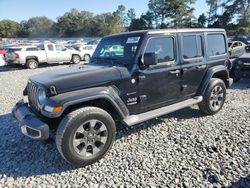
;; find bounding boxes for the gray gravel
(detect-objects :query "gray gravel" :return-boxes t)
[0,65,250,187]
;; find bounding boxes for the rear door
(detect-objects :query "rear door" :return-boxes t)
[180,33,207,99]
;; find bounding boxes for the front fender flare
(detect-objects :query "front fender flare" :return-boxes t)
[42,86,129,119]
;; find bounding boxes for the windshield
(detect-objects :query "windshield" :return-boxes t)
[91,34,142,64]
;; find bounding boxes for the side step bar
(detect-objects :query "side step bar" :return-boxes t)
[123,96,203,126]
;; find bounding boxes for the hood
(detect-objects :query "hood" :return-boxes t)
[30,64,124,94]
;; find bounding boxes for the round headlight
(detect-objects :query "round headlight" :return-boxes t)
[38,88,46,105]
[237,60,243,65]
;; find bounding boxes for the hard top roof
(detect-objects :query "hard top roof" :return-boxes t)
[106,28,225,38]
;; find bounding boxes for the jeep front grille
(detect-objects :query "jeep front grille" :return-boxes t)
[27,81,40,112]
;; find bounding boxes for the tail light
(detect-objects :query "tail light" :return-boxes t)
[14,53,20,58]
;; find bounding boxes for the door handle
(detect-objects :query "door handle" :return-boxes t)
[169,70,180,75]
[196,65,206,69]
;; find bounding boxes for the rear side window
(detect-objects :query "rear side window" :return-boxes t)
[183,35,203,59]
[145,37,175,64]
[37,45,45,50]
[47,44,54,51]
[207,34,226,56]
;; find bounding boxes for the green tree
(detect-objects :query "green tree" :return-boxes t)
[126,8,136,25]
[56,9,82,37]
[114,5,126,27]
[129,11,154,31]
[148,0,169,24]
[170,0,196,28]
[24,16,55,37]
[90,13,125,36]
[197,13,207,27]
[206,0,222,26]
[0,19,21,38]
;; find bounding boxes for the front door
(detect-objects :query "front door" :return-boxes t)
[136,36,182,113]
[180,34,207,99]
[56,45,71,61]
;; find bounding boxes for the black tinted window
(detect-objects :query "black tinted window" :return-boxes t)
[183,35,203,59]
[26,47,38,51]
[37,45,45,50]
[47,44,54,51]
[145,37,174,64]
[207,34,226,56]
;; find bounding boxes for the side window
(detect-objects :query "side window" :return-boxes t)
[55,45,64,51]
[37,45,45,50]
[145,37,175,65]
[26,47,38,51]
[47,44,54,51]
[183,35,203,59]
[207,34,226,56]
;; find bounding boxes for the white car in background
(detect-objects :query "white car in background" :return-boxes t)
[0,54,6,66]
[5,43,81,69]
[75,45,96,61]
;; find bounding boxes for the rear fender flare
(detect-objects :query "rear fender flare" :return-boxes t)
[197,65,230,95]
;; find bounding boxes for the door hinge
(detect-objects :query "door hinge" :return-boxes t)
[138,75,146,82]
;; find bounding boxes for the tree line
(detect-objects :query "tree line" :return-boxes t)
[0,0,249,38]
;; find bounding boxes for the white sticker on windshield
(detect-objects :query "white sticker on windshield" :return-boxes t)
[126,37,140,44]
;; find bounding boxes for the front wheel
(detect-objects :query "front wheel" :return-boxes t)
[84,54,90,61]
[72,55,81,64]
[198,78,226,115]
[56,107,116,167]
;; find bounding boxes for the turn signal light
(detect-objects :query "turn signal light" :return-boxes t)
[52,106,63,113]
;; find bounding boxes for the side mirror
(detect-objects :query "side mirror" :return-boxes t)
[62,48,67,51]
[143,52,158,66]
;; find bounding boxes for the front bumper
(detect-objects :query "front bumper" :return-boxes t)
[12,100,50,141]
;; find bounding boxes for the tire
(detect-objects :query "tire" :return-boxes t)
[72,55,81,64]
[56,107,116,167]
[84,54,90,61]
[26,59,38,69]
[198,78,226,115]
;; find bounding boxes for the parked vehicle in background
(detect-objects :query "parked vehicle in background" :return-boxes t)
[87,39,101,45]
[12,28,232,167]
[5,46,38,64]
[228,41,246,58]
[5,43,81,69]
[74,45,96,61]
[102,44,124,57]
[230,53,250,82]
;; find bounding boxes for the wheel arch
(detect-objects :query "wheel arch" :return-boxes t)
[63,97,126,121]
[26,56,39,63]
[44,87,129,122]
[197,65,231,95]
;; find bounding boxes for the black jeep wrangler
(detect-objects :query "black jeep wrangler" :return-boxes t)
[13,29,233,167]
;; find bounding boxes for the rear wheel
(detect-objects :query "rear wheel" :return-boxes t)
[56,107,116,167]
[72,55,81,64]
[198,78,226,115]
[26,59,38,69]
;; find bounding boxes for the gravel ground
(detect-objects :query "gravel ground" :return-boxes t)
[0,64,250,188]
